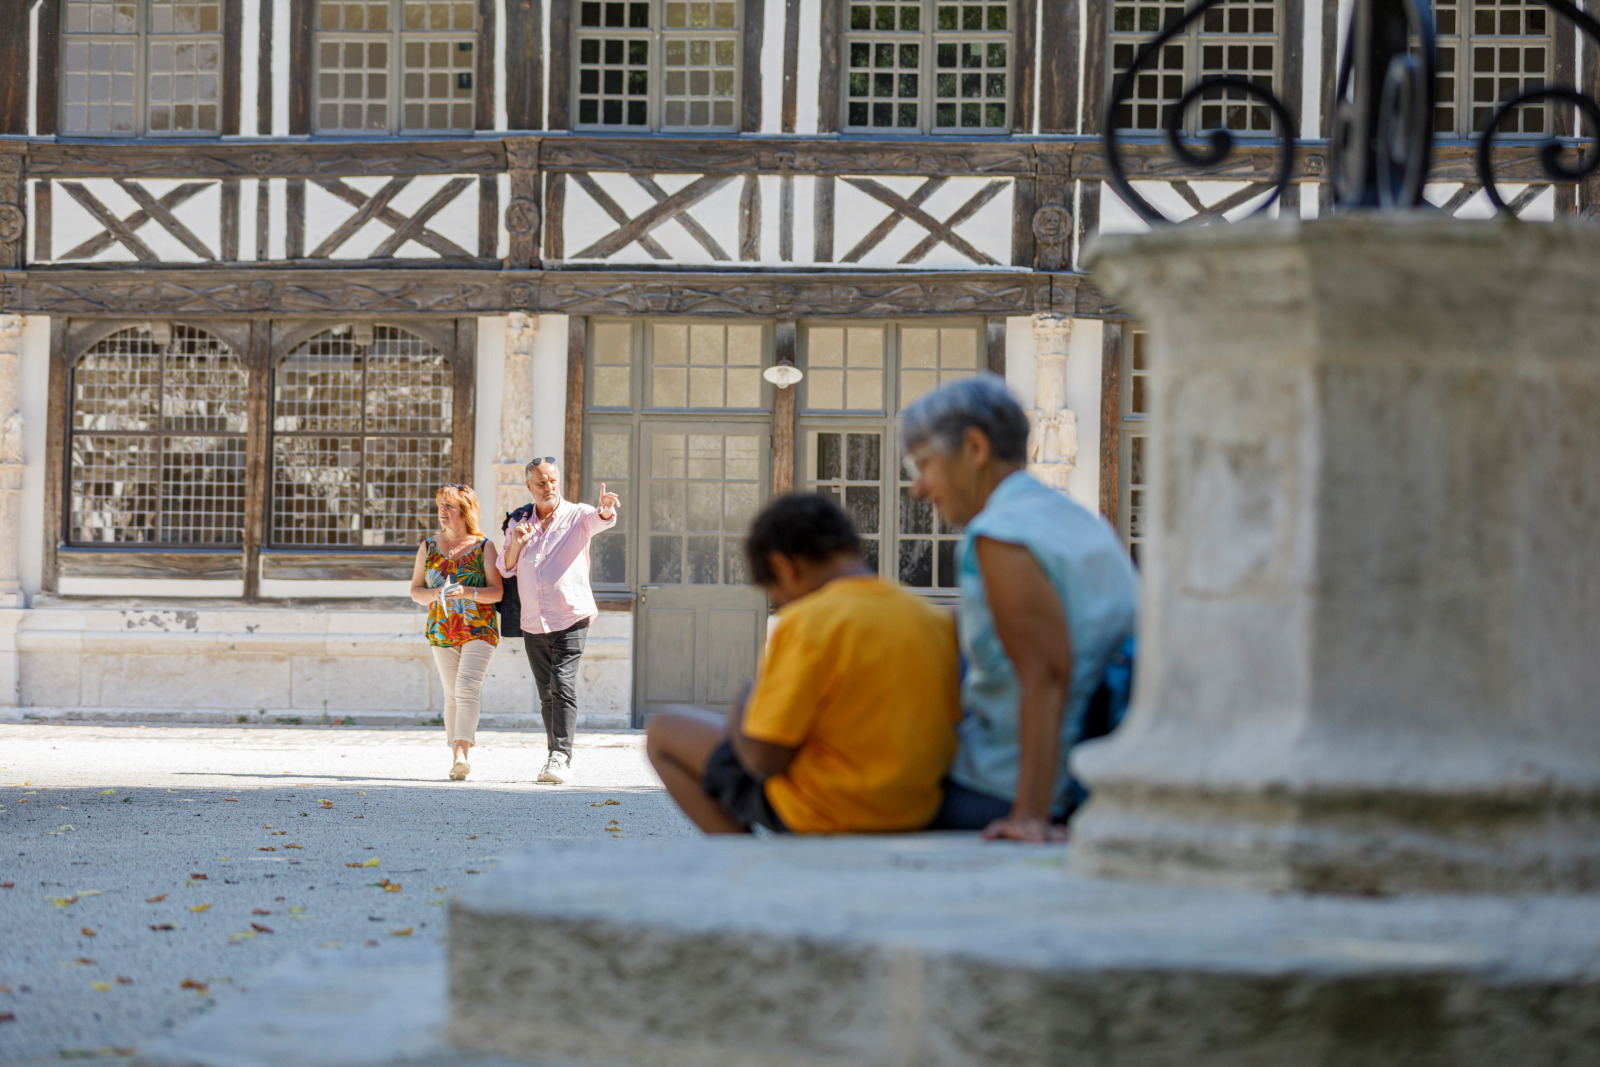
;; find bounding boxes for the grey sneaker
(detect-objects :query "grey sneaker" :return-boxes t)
[537,755,568,784]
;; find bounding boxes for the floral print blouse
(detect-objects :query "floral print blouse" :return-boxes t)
[424,536,500,648]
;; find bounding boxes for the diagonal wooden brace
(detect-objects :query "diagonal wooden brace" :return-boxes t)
[842,177,998,265]
[572,173,737,260]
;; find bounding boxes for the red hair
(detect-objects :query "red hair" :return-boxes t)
[435,484,484,537]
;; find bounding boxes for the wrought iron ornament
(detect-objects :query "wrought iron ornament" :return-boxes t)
[1103,0,1600,222]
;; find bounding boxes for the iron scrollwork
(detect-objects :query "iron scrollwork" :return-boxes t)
[1102,0,1298,225]
[1476,0,1600,212]
[1329,0,1437,210]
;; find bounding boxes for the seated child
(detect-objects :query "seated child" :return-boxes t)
[646,493,961,834]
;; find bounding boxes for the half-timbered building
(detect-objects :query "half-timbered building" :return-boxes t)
[0,0,1580,723]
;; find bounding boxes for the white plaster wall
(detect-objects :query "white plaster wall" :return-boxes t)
[494,0,510,131]
[19,316,49,600]
[531,313,569,463]
[760,0,786,134]
[241,1,260,137]
[272,0,290,137]
[476,315,507,511]
[796,0,821,133]
[1065,318,1104,512]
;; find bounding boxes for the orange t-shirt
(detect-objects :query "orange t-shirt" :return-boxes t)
[740,576,961,833]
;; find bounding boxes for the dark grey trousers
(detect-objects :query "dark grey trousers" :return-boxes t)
[522,621,589,760]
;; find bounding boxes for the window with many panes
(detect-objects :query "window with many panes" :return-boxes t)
[1109,0,1280,135]
[1118,328,1150,566]
[574,0,741,130]
[315,0,478,134]
[68,325,248,543]
[61,1,223,135]
[1433,1,1551,136]
[800,322,981,592]
[843,0,1012,133]
[270,325,454,547]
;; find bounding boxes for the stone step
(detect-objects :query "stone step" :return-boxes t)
[0,707,631,730]
[446,836,1600,1067]
[131,943,546,1067]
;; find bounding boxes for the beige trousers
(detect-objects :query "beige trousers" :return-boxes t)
[430,639,496,746]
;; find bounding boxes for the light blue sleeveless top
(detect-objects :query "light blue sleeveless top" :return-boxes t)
[950,471,1140,814]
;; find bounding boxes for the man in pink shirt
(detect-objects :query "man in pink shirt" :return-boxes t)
[498,457,620,783]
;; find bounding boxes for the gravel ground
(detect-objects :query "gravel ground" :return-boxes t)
[0,722,692,1063]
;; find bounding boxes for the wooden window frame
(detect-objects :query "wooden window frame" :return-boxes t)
[1433,0,1567,140]
[43,315,477,595]
[839,0,1018,135]
[306,0,494,136]
[567,0,753,133]
[42,0,243,138]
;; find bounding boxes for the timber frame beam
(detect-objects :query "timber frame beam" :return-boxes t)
[1,268,1105,319]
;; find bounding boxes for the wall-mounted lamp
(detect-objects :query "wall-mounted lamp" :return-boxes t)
[763,359,803,389]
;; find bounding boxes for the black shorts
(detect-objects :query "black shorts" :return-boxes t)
[702,740,787,833]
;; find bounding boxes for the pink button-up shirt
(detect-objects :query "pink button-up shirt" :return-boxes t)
[496,500,617,634]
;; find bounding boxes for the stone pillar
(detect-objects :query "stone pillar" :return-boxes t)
[1027,313,1077,491]
[0,315,23,610]
[1074,217,1600,894]
[495,313,538,525]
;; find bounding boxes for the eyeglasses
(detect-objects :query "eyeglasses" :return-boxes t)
[442,483,468,490]
[901,442,940,481]
[529,457,558,466]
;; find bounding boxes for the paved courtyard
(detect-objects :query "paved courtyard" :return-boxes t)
[0,722,691,1063]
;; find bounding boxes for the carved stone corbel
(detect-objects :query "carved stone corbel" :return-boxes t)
[1028,313,1077,492]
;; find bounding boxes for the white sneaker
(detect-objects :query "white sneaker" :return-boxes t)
[537,755,568,784]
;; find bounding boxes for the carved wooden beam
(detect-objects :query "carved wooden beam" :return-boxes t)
[2,267,1105,319]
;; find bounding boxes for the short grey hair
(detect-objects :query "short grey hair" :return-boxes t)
[900,374,1030,463]
[524,456,560,477]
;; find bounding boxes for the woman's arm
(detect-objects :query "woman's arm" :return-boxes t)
[476,540,505,604]
[408,542,435,607]
[974,536,1074,844]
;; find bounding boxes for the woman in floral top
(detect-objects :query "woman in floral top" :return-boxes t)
[408,484,503,781]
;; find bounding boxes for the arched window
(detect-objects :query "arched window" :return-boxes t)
[68,324,248,544]
[270,324,454,548]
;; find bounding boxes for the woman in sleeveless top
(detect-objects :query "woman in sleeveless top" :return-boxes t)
[409,484,503,781]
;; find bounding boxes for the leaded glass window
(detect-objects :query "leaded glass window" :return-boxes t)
[315,0,478,134]
[1433,0,1550,136]
[844,0,1011,133]
[69,325,247,544]
[1119,329,1151,566]
[270,325,454,547]
[1110,0,1280,135]
[575,0,740,131]
[61,1,223,135]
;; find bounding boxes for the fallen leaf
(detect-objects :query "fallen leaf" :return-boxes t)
[1,883,13,889]
[432,886,447,892]
[189,903,210,914]
[47,824,74,835]
[262,826,273,830]
[222,798,238,802]
[352,815,364,819]
[321,941,343,949]
[466,835,477,840]
[180,979,209,995]
[252,908,271,915]
[425,899,444,906]
[466,870,480,875]
[16,799,27,804]
[80,927,96,937]
[228,931,256,942]
[77,890,103,897]
[0,1012,14,1023]
[217,857,230,862]
[149,924,175,931]
[190,874,208,881]
[319,800,332,809]
[90,981,111,992]
[288,906,312,919]
[284,844,304,850]
[269,830,286,836]
[357,791,366,795]
[45,896,78,908]
[361,857,379,867]
[73,956,94,965]
[250,922,274,934]
[115,977,133,985]
[257,847,277,852]
[391,927,413,937]
[383,883,402,893]
[99,790,115,796]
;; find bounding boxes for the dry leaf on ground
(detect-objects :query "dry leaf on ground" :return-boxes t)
[391,927,413,937]
[149,924,175,931]
[90,981,111,992]
[80,927,96,937]
[180,979,208,994]
[251,922,274,934]
[146,894,168,903]
[189,903,210,913]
